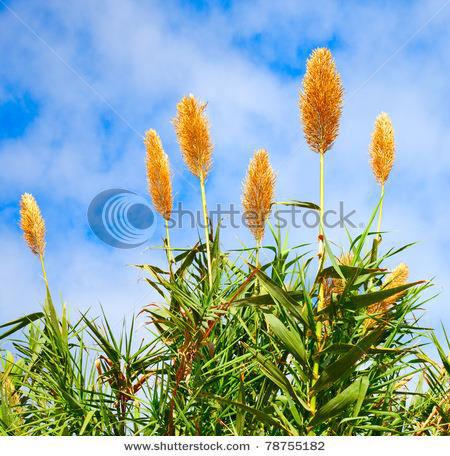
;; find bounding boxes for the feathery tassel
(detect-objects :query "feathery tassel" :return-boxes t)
[365,263,409,329]
[299,48,344,154]
[144,129,173,220]
[331,253,354,295]
[20,193,46,257]
[242,149,276,244]
[369,112,395,240]
[300,48,343,416]
[173,95,214,286]
[173,95,213,178]
[370,112,395,185]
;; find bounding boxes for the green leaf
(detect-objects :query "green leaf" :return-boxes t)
[82,317,120,364]
[273,200,320,211]
[243,343,293,393]
[175,243,200,278]
[43,283,62,345]
[321,233,345,280]
[313,328,382,393]
[310,376,369,426]
[242,342,310,411]
[350,197,383,260]
[346,281,425,310]
[355,424,396,432]
[431,331,450,375]
[202,393,289,433]
[319,265,385,280]
[0,312,44,340]
[0,311,44,330]
[352,376,370,417]
[265,314,308,369]
[315,343,409,358]
[134,263,168,275]
[233,291,303,307]
[255,270,310,329]
[236,373,245,435]
[79,410,96,435]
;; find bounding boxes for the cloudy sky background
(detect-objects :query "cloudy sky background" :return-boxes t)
[0,0,449,340]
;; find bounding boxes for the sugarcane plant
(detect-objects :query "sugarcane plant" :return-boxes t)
[0,48,449,436]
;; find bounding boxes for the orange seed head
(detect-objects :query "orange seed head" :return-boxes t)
[173,95,213,178]
[20,193,46,256]
[144,129,173,220]
[242,149,276,243]
[369,112,395,185]
[299,48,344,154]
[366,262,409,328]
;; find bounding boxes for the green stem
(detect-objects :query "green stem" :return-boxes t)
[254,240,261,296]
[39,253,59,336]
[318,151,325,265]
[255,240,261,268]
[39,253,48,287]
[311,151,325,415]
[376,184,385,242]
[165,218,174,274]
[367,185,385,291]
[200,172,213,288]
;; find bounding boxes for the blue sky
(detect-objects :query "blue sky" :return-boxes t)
[0,0,449,335]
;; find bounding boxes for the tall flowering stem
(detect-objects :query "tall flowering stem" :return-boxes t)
[173,95,214,287]
[369,112,395,242]
[20,193,48,283]
[299,48,343,414]
[144,129,174,268]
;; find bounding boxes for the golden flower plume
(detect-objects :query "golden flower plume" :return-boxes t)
[331,252,354,295]
[369,112,395,185]
[20,193,46,256]
[366,263,409,329]
[299,48,344,154]
[383,263,409,307]
[242,149,276,243]
[144,129,173,220]
[173,95,213,178]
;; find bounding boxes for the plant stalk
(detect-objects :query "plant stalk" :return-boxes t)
[311,151,325,415]
[318,151,325,266]
[255,240,261,295]
[39,253,48,286]
[255,240,261,268]
[376,183,385,241]
[200,171,213,287]
[165,218,174,274]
